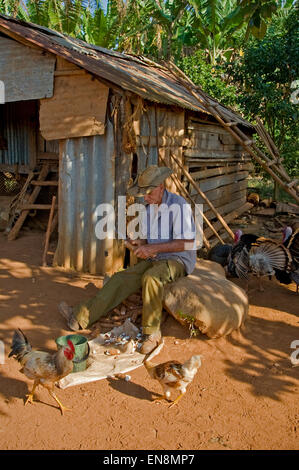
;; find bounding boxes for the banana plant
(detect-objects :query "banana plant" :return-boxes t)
[187,0,246,64]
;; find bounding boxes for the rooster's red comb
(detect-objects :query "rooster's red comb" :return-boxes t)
[67,339,75,353]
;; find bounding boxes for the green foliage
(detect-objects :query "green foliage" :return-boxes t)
[177,311,200,338]
[225,7,299,176]
[0,0,297,178]
[178,49,240,110]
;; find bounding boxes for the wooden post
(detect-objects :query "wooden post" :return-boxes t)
[42,195,56,267]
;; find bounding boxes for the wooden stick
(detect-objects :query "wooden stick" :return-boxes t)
[30,181,58,186]
[49,212,58,237]
[42,195,56,267]
[255,118,299,193]
[20,204,58,210]
[169,152,235,240]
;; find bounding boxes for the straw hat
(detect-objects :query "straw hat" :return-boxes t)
[127,165,173,197]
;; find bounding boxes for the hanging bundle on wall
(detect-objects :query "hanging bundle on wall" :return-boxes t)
[122,95,145,155]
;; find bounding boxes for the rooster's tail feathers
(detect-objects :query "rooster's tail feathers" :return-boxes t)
[8,328,32,362]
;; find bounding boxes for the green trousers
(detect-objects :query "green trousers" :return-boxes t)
[73,259,186,334]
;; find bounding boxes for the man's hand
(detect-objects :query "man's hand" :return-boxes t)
[129,239,146,248]
[134,244,158,259]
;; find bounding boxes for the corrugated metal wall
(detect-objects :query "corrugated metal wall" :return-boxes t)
[54,118,118,275]
[0,101,37,168]
[54,101,186,276]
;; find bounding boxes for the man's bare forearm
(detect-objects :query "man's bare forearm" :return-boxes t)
[148,239,194,255]
[130,239,195,259]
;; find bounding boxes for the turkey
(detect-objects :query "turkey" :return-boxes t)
[230,238,292,292]
[226,232,260,277]
[207,229,257,269]
[207,229,242,267]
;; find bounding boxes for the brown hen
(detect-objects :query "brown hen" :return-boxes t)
[144,355,202,408]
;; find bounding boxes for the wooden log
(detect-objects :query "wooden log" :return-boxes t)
[275,202,299,215]
[254,208,276,217]
[31,180,58,186]
[170,152,235,240]
[42,195,56,267]
[7,164,49,241]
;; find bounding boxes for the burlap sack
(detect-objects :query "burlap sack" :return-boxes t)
[163,259,248,338]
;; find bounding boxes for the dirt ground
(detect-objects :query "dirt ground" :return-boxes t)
[0,230,298,450]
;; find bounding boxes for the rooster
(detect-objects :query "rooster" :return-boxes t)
[144,355,202,408]
[231,238,292,292]
[9,329,74,414]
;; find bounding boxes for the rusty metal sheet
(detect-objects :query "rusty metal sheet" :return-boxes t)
[0,35,55,103]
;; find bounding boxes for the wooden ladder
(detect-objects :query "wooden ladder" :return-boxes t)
[164,61,299,206]
[254,117,299,195]
[7,163,58,241]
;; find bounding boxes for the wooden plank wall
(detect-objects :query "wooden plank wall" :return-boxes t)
[184,118,253,241]
[136,104,185,193]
